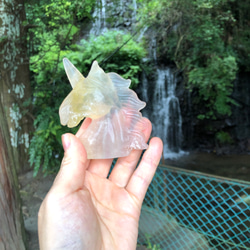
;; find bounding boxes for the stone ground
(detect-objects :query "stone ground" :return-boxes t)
[19,171,54,250]
[19,170,149,250]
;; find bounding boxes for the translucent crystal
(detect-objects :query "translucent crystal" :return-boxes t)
[59,58,148,159]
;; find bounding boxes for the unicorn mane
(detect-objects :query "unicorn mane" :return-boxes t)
[59,58,148,159]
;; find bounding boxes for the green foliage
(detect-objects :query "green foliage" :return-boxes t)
[26,0,146,176]
[138,0,245,120]
[66,30,146,88]
[215,131,233,145]
[29,108,60,176]
[25,0,94,175]
[26,0,93,53]
[144,234,162,250]
[188,55,237,119]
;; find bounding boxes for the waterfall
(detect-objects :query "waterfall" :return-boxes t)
[90,0,138,35]
[132,0,137,23]
[141,29,185,159]
[90,0,107,35]
[89,0,186,158]
[142,66,185,159]
[152,68,184,159]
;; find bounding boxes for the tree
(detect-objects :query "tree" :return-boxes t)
[0,0,32,247]
[0,0,33,171]
[0,104,26,250]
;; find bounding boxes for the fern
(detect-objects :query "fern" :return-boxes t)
[29,107,65,176]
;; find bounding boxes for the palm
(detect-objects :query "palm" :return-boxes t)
[84,168,141,249]
[38,119,163,250]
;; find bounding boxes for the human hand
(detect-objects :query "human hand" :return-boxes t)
[38,118,163,250]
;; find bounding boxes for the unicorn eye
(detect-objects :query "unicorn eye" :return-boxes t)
[59,58,148,159]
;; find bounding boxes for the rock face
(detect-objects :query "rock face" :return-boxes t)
[179,71,250,153]
[231,72,250,142]
[91,0,137,35]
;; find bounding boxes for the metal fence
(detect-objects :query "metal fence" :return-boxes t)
[138,165,250,250]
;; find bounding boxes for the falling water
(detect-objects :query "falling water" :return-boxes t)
[143,67,185,159]
[90,0,138,35]
[132,0,137,23]
[89,0,185,158]
[90,0,107,35]
[163,69,183,154]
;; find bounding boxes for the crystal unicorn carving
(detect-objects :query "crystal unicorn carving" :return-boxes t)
[59,58,148,159]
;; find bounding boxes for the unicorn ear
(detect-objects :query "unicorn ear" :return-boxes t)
[63,58,85,88]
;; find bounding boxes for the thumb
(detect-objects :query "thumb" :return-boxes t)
[52,133,89,195]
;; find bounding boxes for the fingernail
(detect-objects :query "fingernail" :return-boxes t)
[62,134,71,151]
